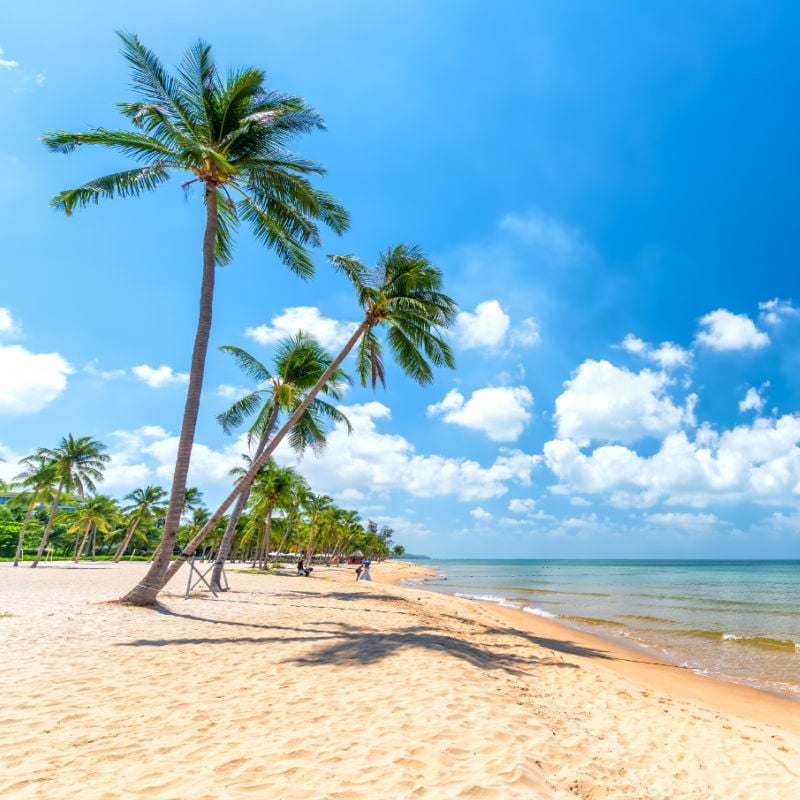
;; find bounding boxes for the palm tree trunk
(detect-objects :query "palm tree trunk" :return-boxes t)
[113,519,140,562]
[13,492,39,566]
[121,185,218,605]
[74,522,92,563]
[31,480,65,568]
[159,321,369,588]
[209,411,277,590]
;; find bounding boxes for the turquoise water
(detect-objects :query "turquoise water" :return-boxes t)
[407,560,800,700]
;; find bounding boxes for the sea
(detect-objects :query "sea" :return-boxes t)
[405,559,800,701]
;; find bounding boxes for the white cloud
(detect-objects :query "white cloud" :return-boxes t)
[498,210,584,260]
[695,309,769,351]
[453,300,509,350]
[428,385,533,442]
[739,385,767,414]
[758,298,798,327]
[544,414,800,509]
[0,48,19,69]
[0,345,73,415]
[0,308,22,338]
[508,498,536,513]
[132,364,189,388]
[84,359,126,380]
[554,360,688,445]
[245,306,358,350]
[621,334,690,369]
[509,317,541,348]
[216,384,250,400]
[470,506,492,520]
[275,401,540,502]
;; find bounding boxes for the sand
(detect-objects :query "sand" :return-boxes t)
[0,560,798,799]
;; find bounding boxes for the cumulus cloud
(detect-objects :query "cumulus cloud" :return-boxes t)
[0,307,22,338]
[739,385,768,414]
[428,385,534,442]
[758,298,798,326]
[544,413,800,509]
[0,344,73,415]
[453,300,509,350]
[104,425,249,496]
[508,498,536,513]
[245,307,358,350]
[275,401,540,502]
[621,334,690,369]
[554,360,690,445]
[695,309,769,351]
[132,364,189,388]
[470,506,492,520]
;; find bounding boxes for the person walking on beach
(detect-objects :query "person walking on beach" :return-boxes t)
[355,564,362,580]
[360,561,372,582]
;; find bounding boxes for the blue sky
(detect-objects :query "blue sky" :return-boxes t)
[2,1,799,559]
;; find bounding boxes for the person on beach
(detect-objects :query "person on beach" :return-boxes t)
[360,561,372,582]
[297,558,312,576]
[355,564,362,580]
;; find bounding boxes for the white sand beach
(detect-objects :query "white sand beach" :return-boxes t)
[1,561,798,799]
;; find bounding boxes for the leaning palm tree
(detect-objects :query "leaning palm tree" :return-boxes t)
[30,435,110,567]
[206,332,351,589]
[42,30,349,603]
[11,455,57,566]
[113,485,167,562]
[130,244,456,604]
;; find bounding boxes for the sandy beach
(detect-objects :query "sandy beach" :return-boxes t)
[1,561,798,799]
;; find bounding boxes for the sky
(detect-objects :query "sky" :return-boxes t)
[2,0,800,559]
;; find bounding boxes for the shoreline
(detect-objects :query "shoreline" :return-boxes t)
[391,562,800,733]
[401,560,800,709]
[2,560,799,798]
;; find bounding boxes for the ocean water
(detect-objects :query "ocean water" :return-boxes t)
[407,560,800,701]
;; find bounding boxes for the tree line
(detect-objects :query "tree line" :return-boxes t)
[0,448,403,572]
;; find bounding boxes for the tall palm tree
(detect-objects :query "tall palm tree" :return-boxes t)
[11,456,57,566]
[113,485,167,562]
[42,31,349,604]
[140,243,456,603]
[204,332,351,589]
[248,462,302,570]
[30,435,110,567]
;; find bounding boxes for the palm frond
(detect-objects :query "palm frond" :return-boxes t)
[216,391,264,434]
[219,345,273,383]
[50,165,171,215]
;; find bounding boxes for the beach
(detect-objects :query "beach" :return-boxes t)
[1,561,799,799]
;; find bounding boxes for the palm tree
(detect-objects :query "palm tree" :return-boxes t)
[205,333,351,589]
[140,243,456,603]
[113,486,167,562]
[42,31,349,604]
[30,435,110,567]
[60,494,121,562]
[11,455,57,566]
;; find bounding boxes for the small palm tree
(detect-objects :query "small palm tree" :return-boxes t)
[11,455,57,566]
[42,30,349,603]
[141,243,456,602]
[113,486,168,562]
[204,332,351,589]
[30,435,110,567]
[60,494,121,562]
